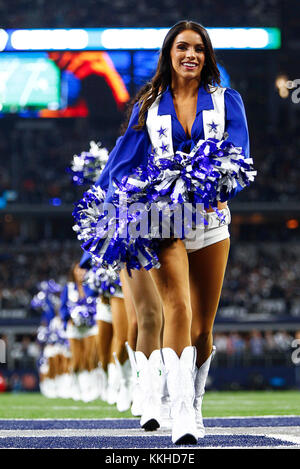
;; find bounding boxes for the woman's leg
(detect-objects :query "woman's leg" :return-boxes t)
[149,240,192,356]
[120,270,138,351]
[69,338,84,372]
[121,268,165,428]
[189,238,230,367]
[122,268,163,357]
[83,335,98,371]
[97,319,113,373]
[188,238,230,438]
[149,239,197,444]
[110,297,128,364]
[48,356,55,379]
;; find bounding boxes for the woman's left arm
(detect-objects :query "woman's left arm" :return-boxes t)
[225,88,250,156]
[224,88,250,198]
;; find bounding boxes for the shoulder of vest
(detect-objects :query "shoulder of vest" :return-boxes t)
[208,85,226,96]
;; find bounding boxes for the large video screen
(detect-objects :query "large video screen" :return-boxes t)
[0,50,230,118]
[0,53,60,112]
[0,51,132,118]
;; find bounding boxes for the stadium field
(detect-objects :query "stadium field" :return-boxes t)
[1,392,300,448]
[1,391,300,419]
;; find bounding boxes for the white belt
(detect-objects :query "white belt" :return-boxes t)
[202,207,231,230]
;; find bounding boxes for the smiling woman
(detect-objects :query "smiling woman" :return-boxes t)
[132,20,221,132]
[170,30,206,138]
[171,30,205,74]
[73,19,255,446]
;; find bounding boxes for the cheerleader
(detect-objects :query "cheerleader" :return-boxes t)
[70,146,137,412]
[32,280,64,398]
[60,263,99,402]
[73,20,256,444]
[81,254,133,412]
[45,312,69,399]
[120,269,166,428]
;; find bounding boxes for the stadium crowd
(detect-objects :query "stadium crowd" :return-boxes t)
[1,124,300,205]
[0,241,81,310]
[1,329,297,378]
[0,240,299,317]
[1,0,280,28]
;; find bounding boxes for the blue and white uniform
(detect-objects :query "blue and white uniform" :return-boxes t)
[97,86,250,199]
[73,85,255,271]
[79,251,122,324]
[60,282,98,339]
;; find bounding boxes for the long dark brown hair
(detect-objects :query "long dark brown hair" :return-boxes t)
[121,20,221,133]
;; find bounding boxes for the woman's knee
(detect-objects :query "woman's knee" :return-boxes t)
[137,307,162,334]
[192,329,213,347]
[164,300,192,328]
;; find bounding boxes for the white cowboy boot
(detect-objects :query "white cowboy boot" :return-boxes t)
[194,346,216,437]
[125,342,143,417]
[100,367,108,402]
[113,353,132,412]
[106,362,120,405]
[135,349,162,431]
[70,372,81,401]
[162,346,198,445]
[159,358,172,429]
[77,370,95,402]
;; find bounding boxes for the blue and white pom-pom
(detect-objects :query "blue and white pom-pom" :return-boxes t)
[36,325,50,345]
[72,137,256,271]
[68,141,109,186]
[114,137,256,213]
[84,264,122,298]
[73,184,160,271]
[69,297,97,329]
[73,184,107,242]
[31,291,48,311]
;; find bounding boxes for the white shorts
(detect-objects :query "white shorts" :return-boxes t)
[96,299,113,324]
[43,344,59,359]
[61,344,71,358]
[66,323,98,340]
[39,362,49,375]
[183,207,231,253]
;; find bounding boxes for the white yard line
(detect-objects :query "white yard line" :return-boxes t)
[1,426,300,440]
[266,433,300,445]
[0,415,299,420]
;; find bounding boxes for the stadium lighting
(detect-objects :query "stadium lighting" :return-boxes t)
[2,27,281,51]
[11,29,89,50]
[208,28,270,49]
[275,74,290,99]
[0,29,8,51]
[286,219,299,229]
[101,28,169,49]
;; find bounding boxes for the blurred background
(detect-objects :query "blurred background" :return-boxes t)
[0,0,300,393]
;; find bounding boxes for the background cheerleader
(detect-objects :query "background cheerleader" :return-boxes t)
[69,138,137,412]
[60,262,99,402]
[81,256,134,412]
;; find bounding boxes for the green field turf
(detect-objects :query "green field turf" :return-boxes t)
[0,391,300,419]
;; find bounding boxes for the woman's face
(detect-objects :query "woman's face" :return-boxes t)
[170,29,205,83]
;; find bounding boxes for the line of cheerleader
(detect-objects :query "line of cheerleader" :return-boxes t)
[33,265,145,416]
[32,140,173,426]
